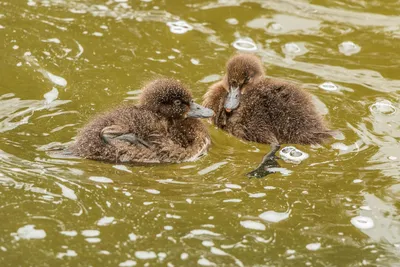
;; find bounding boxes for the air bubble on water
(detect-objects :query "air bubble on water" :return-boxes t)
[232,38,257,51]
[226,18,238,25]
[167,20,193,34]
[191,58,200,65]
[93,32,103,37]
[306,243,321,251]
[225,183,241,189]
[259,210,290,223]
[97,216,115,226]
[16,225,46,240]
[135,251,157,260]
[286,249,296,255]
[369,100,396,115]
[210,247,228,256]
[388,156,397,161]
[85,237,101,243]
[164,225,173,231]
[249,192,266,198]
[42,38,61,44]
[189,229,221,236]
[181,253,189,260]
[60,230,77,237]
[279,146,309,164]
[339,41,361,56]
[81,230,100,237]
[353,179,363,184]
[89,176,113,183]
[13,45,19,50]
[44,87,59,104]
[240,220,266,231]
[202,240,214,247]
[119,260,137,267]
[223,199,241,203]
[350,216,374,229]
[282,42,301,54]
[57,249,77,259]
[264,186,276,190]
[198,258,216,266]
[145,189,160,195]
[319,82,339,91]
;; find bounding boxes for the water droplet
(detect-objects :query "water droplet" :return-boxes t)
[81,230,100,237]
[181,253,189,260]
[319,82,338,91]
[351,216,374,229]
[339,41,361,56]
[135,251,157,260]
[97,216,115,226]
[226,18,238,25]
[145,189,160,195]
[353,179,363,184]
[119,260,137,267]
[240,220,266,231]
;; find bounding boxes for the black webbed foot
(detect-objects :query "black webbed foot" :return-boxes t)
[247,143,281,178]
[101,125,150,148]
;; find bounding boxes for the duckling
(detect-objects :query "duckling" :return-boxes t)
[69,78,214,164]
[203,54,331,177]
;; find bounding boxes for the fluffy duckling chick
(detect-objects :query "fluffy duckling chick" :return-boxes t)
[69,79,214,164]
[203,54,331,177]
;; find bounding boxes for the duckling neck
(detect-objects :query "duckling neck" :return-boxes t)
[168,118,199,147]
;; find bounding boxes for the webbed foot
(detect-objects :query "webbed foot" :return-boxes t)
[247,144,281,178]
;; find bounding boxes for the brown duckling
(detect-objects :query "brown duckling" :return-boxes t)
[69,78,214,164]
[203,54,331,177]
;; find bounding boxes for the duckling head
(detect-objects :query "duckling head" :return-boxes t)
[139,78,214,119]
[224,54,264,112]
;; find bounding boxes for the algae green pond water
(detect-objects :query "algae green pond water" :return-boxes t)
[1,0,400,266]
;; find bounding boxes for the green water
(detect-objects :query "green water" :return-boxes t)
[1,0,400,266]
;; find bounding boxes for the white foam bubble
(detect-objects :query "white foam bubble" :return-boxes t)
[319,82,338,91]
[225,183,241,189]
[351,216,374,229]
[202,240,214,247]
[93,32,103,37]
[97,216,114,226]
[240,220,266,231]
[353,179,363,184]
[129,233,137,241]
[198,258,216,266]
[167,20,193,34]
[339,41,361,56]
[81,230,100,237]
[44,71,67,87]
[135,251,157,260]
[191,58,200,65]
[306,243,321,251]
[226,18,238,25]
[223,199,241,203]
[42,38,61,44]
[210,247,228,256]
[190,229,220,236]
[145,189,160,195]
[369,100,396,115]
[248,193,266,198]
[181,253,189,260]
[232,38,257,51]
[60,230,77,237]
[16,225,46,240]
[89,176,113,183]
[119,260,137,267]
[279,146,309,164]
[264,186,276,190]
[85,237,101,243]
[259,211,290,223]
[57,249,77,259]
[282,42,301,54]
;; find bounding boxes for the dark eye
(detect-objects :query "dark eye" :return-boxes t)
[174,99,181,106]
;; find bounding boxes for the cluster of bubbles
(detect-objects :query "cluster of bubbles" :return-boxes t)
[279,146,309,164]
[166,20,193,34]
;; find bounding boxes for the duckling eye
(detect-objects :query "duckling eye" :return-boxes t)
[174,99,182,106]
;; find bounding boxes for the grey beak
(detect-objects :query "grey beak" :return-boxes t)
[224,86,240,112]
[187,102,214,118]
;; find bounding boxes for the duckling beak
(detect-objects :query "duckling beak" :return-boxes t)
[224,86,240,112]
[187,102,214,118]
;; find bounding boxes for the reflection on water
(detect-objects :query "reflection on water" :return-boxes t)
[0,0,400,266]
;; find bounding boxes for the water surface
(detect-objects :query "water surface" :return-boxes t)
[1,0,400,266]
